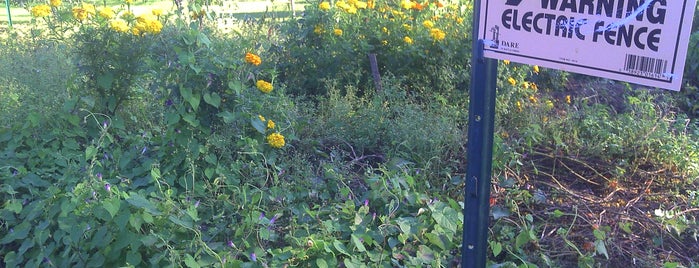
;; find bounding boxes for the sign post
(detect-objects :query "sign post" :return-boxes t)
[461,0,498,267]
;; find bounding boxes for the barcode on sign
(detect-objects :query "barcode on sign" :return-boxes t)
[624,54,667,75]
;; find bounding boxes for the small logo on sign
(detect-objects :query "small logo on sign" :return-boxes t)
[489,26,500,48]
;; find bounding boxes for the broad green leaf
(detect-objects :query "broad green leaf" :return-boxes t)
[251,117,266,134]
[103,198,121,218]
[492,205,511,220]
[316,258,329,268]
[150,167,161,181]
[417,245,435,262]
[5,200,22,214]
[96,72,114,90]
[169,215,194,229]
[203,92,221,108]
[0,222,30,244]
[184,254,201,268]
[217,111,236,123]
[425,232,448,250]
[594,240,609,259]
[515,230,531,250]
[333,240,350,256]
[351,234,366,252]
[126,195,161,215]
[127,250,142,266]
[490,241,502,257]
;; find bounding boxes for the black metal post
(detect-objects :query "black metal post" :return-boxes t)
[461,0,498,266]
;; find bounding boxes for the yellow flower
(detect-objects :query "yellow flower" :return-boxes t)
[565,95,571,104]
[313,25,324,34]
[336,0,351,10]
[367,0,375,8]
[98,7,115,19]
[266,119,275,129]
[455,17,464,24]
[531,83,538,91]
[382,27,388,33]
[258,115,266,122]
[72,7,89,21]
[522,82,530,89]
[49,0,61,7]
[319,1,331,10]
[422,20,434,28]
[381,40,388,45]
[30,4,52,17]
[507,77,516,86]
[529,95,538,103]
[429,28,446,41]
[401,0,415,9]
[533,65,540,74]
[256,80,273,93]
[503,60,510,65]
[403,36,413,44]
[145,19,163,34]
[355,1,368,9]
[333,28,343,36]
[403,24,412,31]
[109,19,130,32]
[152,9,163,16]
[516,101,522,112]
[345,6,357,14]
[125,0,133,4]
[245,52,262,66]
[546,100,554,109]
[267,133,286,148]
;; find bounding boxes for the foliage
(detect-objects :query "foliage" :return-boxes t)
[276,0,472,96]
[2,0,699,267]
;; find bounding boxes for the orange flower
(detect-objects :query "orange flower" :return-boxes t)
[245,52,262,66]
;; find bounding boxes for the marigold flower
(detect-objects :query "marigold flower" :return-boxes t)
[245,52,262,66]
[507,77,516,86]
[565,95,571,104]
[256,80,273,93]
[314,25,324,34]
[516,101,523,112]
[333,28,343,36]
[367,0,375,8]
[531,82,538,90]
[267,133,285,148]
[403,24,412,31]
[31,4,52,17]
[355,1,368,9]
[319,1,331,10]
[152,9,163,16]
[503,60,510,65]
[529,95,538,103]
[429,28,446,41]
[72,7,89,21]
[533,65,540,74]
[50,0,61,7]
[401,0,415,9]
[98,7,115,19]
[422,20,434,28]
[266,119,275,129]
[403,36,413,44]
[546,100,554,109]
[109,19,130,32]
[258,115,266,122]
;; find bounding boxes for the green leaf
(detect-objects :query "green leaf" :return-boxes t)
[490,241,502,257]
[492,205,511,220]
[594,240,609,259]
[0,222,31,244]
[203,92,221,108]
[251,117,266,134]
[228,80,243,95]
[351,234,366,252]
[316,258,329,268]
[515,230,532,250]
[5,200,22,214]
[103,198,121,218]
[425,232,448,250]
[85,145,98,160]
[96,72,114,90]
[333,240,351,256]
[150,167,161,181]
[126,250,142,266]
[126,194,161,215]
[217,111,236,123]
[184,254,201,268]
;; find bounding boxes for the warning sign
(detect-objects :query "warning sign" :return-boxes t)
[479,0,697,91]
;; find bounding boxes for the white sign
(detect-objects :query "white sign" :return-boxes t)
[479,0,697,91]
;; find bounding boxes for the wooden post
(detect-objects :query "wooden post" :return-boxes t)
[368,53,382,91]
